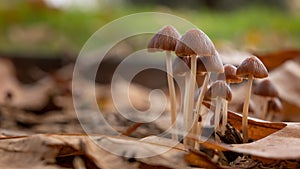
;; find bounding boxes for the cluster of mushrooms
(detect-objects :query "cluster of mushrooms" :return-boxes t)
[147,25,281,147]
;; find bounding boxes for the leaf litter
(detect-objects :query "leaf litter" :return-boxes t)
[0,50,300,168]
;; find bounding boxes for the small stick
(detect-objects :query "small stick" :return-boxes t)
[121,123,143,136]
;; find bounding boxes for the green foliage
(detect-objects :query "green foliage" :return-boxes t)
[0,3,299,56]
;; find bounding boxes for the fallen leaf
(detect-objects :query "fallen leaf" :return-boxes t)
[253,49,300,70]
[269,58,300,121]
[198,111,300,160]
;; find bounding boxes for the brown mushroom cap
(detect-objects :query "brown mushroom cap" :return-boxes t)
[175,28,215,57]
[204,80,232,101]
[268,98,283,113]
[147,25,181,52]
[223,64,243,83]
[236,56,268,79]
[198,51,224,73]
[253,79,279,98]
[183,51,224,75]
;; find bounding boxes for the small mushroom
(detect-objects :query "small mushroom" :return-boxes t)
[219,64,242,133]
[205,80,232,140]
[267,98,283,121]
[223,64,243,84]
[175,28,216,146]
[192,52,224,144]
[253,79,279,120]
[236,56,268,143]
[148,25,181,140]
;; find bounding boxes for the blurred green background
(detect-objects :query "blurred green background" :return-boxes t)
[0,0,299,57]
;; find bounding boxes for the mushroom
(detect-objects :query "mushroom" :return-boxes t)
[192,52,224,144]
[267,98,283,121]
[253,79,279,120]
[204,80,232,140]
[236,56,268,143]
[219,64,242,134]
[148,25,181,140]
[175,28,216,146]
[223,64,243,85]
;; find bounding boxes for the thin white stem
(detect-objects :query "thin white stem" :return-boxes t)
[214,97,222,140]
[195,72,211,118]
[180,77,187,117]
[221,99,228,135]
[165,51,178,141]
[183,74,190,145]
[242,75,253,143]
[194,107,206,149]
[260,98,268,120]
[192,72,211,142]
[185,56,197,146]
[194,121,202,150]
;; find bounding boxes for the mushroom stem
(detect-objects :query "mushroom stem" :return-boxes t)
[184,56,197,146]
[194,107,206,149]
[180,76,188,123]
[195,72,211,115]
[260,98,268,120]
[192,72,211,138]
[183,73,190,145]
[214,97,222,140]
[165,51,178,140]
[221,99,228,134]
[242,74,253,143]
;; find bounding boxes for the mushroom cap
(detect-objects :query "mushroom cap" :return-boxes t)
[183,51,224,74]
[236,56,268,79]
[253,79,279,97]
[175,28,215,57]
[197,51,224,74]
[223,64,243,84]
[173,56,190,76]
[147,25,181,52]
[268,98,283,113]
[204,80,232,101]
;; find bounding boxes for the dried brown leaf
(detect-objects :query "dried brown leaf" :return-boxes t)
[198,111,300,160]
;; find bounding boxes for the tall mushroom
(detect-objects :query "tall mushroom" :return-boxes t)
[236,56,268,143]
[148,25,181,140]
[204,80,232,140]
[253,79,279,120]
[175,28,216,146]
